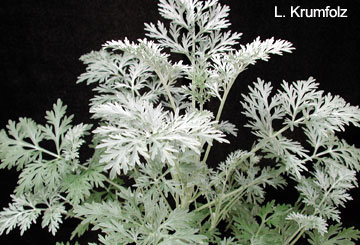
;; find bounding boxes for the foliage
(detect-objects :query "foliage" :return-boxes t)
[1,0,360,244]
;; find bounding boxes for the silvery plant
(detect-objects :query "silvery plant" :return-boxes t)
[1,0,360,244]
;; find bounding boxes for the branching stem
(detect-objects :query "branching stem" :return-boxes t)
[202,69,244,164]
[156,71,177,112]
[22,141,124,192]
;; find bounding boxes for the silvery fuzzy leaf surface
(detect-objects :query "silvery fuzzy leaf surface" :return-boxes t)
[286,212,328,236]
[0,190,66,236]
[1,0,360,244]
[92,96,227,177]
[296,163,357,222]
[0,194,42,236]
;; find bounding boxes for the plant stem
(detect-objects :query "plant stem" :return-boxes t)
[211,162,233,228]
[194,177,263,213]
[155,183,172,211]
[75,163,123,191]
[214,187,245,228]
[20,141,61,159]
[190,19,197,110]
[23,141,124,192]
[285,226,303,245]
[196,118,309,228]
[286,171,345,244]
[255,220,266,240]
[156,71,177,112]
[201,70,243,165]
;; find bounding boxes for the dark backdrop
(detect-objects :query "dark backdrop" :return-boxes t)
[1,0,359,244]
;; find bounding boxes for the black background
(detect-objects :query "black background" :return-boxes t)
[1,0,360,244]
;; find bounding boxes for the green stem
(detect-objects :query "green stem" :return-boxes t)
[75,163,123,191]
[194,177,263,213]
[211,162,233,228]
[195,118,305,221]
[290,230,305,245]
[155,183,172,211]
[156,71,177,112]
[201,70,243,165]
[144,158,173,211]
[214,188,245,228]
[20,141,61,159]
[286,226,303,245]
[287,171,344,244]
[23,141,124,192]
[170,168,180,208]
[191,21,197,110]
[209,117,306,187]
